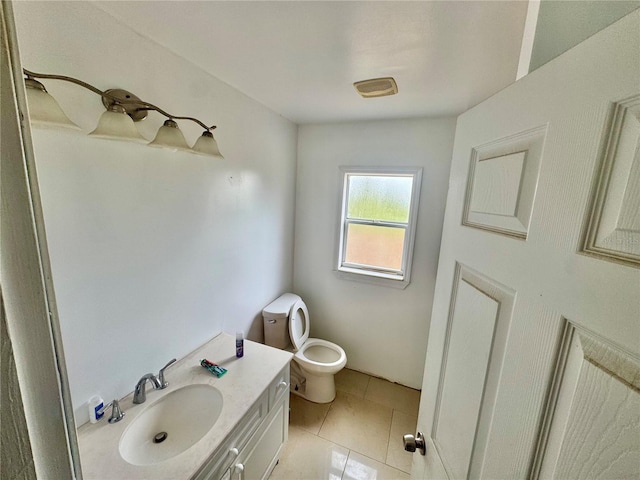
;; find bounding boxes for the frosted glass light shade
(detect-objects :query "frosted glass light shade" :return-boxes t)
[148,119,191,151]
[89,106,147,143]
[25,82,81,130]
[191,131,224,158]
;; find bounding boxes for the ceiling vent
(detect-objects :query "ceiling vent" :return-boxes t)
[353,77,398,98]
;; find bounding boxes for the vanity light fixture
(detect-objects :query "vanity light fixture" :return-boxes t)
[148,119,191,151]
[22,68,224,158]
[23,77,81,130]
[89,103,148,143]
[192,130,223,158]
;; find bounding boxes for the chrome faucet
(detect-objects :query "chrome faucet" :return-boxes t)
[133,373,161,404]
[132,358,177,404]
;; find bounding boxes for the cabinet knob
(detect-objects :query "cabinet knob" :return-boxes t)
[234,463,245,480]
[229,447,239,457]
[277,381,288,390]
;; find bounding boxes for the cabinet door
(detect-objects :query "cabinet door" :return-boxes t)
[233,403,286,480]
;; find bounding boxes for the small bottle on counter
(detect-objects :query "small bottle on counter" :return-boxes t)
[236,332,244,358]
[88,395,104,423]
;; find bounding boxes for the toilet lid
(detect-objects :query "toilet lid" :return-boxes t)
[289,299,310,351]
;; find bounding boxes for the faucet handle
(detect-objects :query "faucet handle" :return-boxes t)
[98,399,125,424]
[158,358,177,389]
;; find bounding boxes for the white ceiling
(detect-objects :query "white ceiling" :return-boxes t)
[93,1,528,124]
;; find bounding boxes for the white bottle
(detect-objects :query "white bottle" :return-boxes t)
[88,395,104,423]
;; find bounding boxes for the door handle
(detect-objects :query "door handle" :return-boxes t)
[403,432,426,455]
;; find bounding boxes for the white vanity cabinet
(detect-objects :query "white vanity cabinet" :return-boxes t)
[77,335,293,480]
[194,364,290,480]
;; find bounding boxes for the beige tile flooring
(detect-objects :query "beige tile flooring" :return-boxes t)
[269,368,420,480]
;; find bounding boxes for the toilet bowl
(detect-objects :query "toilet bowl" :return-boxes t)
[263,293,347,403]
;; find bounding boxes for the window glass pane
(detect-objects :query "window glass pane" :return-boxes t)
[347,175,413,223]
[344,223,405,271]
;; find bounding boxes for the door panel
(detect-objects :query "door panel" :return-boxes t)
[462,125,546,239]
[435,277,499,479]
[432,265,516,479]
[414,10,640,480]
[537,323,640,479]
[583,94,640,266]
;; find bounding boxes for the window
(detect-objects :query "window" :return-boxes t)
[337,167,422,288]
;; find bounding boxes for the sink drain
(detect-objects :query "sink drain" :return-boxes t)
[153,432,168,444]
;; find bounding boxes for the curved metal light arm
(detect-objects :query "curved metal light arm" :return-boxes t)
[23,68,217,131]
[134,108,216,130]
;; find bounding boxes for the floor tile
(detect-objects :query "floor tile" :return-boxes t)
[289,393,332,435]
[318,391,393,462]
[335,368,370,398]
[364,377,420,416]
[269,426,349,480]
[342,451,410,480]
[385,410,418,473]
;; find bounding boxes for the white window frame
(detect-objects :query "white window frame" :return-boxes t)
[336,166,422,289]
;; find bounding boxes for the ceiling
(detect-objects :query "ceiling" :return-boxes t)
[93,1,529,124]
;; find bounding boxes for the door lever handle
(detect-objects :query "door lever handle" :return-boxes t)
[403,432,426,455]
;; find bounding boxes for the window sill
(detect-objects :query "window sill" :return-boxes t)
[334,268,410,290]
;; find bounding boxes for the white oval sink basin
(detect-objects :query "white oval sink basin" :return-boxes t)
[119,384,223,466]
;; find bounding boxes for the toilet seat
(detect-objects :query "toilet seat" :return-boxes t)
[294,338,347,375]
[288,299,347,375]
[289,299,309,351]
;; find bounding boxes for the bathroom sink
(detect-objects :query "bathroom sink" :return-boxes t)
[119,384,223,466]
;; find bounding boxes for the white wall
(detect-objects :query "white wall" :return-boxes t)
[13,1,297,425]
[529,0,639,71]
[294,118,456,389]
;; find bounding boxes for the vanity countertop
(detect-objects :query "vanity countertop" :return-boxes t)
[77,333,293,479]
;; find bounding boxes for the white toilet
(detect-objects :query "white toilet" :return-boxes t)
[263,293,347,403]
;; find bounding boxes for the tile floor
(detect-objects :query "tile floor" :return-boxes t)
[269,368,420,480]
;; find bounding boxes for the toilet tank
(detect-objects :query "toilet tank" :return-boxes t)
[262,293,300,349]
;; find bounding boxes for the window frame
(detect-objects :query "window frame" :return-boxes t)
[336,166,422,289]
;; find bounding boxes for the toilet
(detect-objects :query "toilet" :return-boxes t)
[263,293,347,403]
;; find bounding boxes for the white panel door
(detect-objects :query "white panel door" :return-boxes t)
[412,11,640,480]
